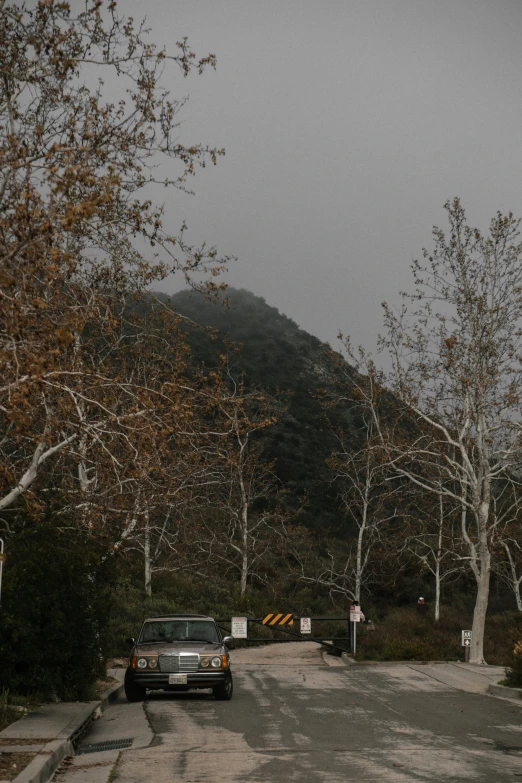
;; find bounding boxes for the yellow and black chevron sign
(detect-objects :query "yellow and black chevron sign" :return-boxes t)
[262,612,294,626]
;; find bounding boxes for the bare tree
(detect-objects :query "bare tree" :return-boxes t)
[126,440,227,597]
[297,343,400,603]
[491,478,522,612]
[216,392,280,595]
[184,352,288,596]
[402,491,461,621]
[325,426,399,602]
[378,198,522,663]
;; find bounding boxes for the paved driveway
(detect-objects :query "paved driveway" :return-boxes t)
[55,643,522,782]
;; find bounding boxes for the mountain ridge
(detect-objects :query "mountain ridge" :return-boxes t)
[163,287,349,533]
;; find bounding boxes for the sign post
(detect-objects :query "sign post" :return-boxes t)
[461,630,472,663]
[231,617,248,639]
[350,604,361,655]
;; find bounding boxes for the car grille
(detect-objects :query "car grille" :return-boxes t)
[159,653,200,673]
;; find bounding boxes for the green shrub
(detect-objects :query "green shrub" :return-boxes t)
[354,608,461,661]
[505,641,522,687]
[483,612,521,666]
[104,578,287,656]
[354,607,520,664]
[505,646,522,687]
[504,613,522,687]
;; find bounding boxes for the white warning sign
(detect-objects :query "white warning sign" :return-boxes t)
[231,617,248,639]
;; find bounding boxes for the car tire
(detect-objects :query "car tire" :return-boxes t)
[213,672,233,701]
[124,668,147,703]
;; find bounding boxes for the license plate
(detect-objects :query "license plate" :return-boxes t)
[168,674,187,685]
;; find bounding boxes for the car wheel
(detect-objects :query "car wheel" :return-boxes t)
[124,668,147,703]
[213,672,233,701]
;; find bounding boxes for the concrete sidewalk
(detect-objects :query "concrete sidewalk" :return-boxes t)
[0,669,125,783]
[408,661,506,694]
[343,658,520,701]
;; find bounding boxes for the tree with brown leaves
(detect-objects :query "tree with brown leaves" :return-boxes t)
[0,1,228,518]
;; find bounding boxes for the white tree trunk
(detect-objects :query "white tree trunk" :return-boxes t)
[240,551,248,597]
[515,584,522,612]
[0,434,78,510]
[240,505,248,597]
[434,559,441,622]
[470,562,490,664]
[144,513,152,598]
[237,428,250,597]
[355,524,364,603]
[469,502,491,665]
[434,496,442,622]
[502,542,522,611]
[354,454,371,603]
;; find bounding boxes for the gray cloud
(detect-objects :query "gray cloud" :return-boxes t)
[96,0,522,353]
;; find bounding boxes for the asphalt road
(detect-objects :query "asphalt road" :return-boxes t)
[55,644,522,783]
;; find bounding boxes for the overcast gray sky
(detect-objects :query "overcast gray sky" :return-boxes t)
[120,0,522,353]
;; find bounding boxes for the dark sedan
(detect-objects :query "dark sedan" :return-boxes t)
[124,614,234,702]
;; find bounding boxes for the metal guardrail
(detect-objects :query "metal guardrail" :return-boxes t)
[216,616,352,653]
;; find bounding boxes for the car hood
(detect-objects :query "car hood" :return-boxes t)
[134,642,224,656]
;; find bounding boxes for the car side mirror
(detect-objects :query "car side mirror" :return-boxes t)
[126,637,135,646]
[222,636,234,648]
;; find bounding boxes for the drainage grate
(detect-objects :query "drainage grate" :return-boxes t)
[77,738,133,754]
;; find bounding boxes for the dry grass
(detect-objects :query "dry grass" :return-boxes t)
[0,751,37,781]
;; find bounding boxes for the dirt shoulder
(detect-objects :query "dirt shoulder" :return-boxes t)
[229,640,325,666]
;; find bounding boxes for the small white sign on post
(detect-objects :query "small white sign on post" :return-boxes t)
[300,617,312,634]
[231,617,248,639]
[350,604,361,623]
[461,630,472,647]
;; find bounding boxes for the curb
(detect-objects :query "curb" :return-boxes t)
[12,679,125,783]
[320,648,347,666]
[340,658,459,666]
[487,683,522,702]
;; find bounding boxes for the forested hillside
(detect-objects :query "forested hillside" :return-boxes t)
[167,287,355,533]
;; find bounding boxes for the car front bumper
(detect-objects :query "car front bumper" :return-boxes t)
[130,670,228,689]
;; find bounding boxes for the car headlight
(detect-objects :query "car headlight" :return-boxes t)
[148,657,158,669]
[137,658,148,669]
[211,656,222,668]
[200,657,210,668]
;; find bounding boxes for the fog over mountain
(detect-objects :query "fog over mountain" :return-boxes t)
[105,0,522,357]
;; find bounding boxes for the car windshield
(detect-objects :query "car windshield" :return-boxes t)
[139,620,220,644]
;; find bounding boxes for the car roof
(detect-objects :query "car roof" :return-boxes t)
[143,614,214,622]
